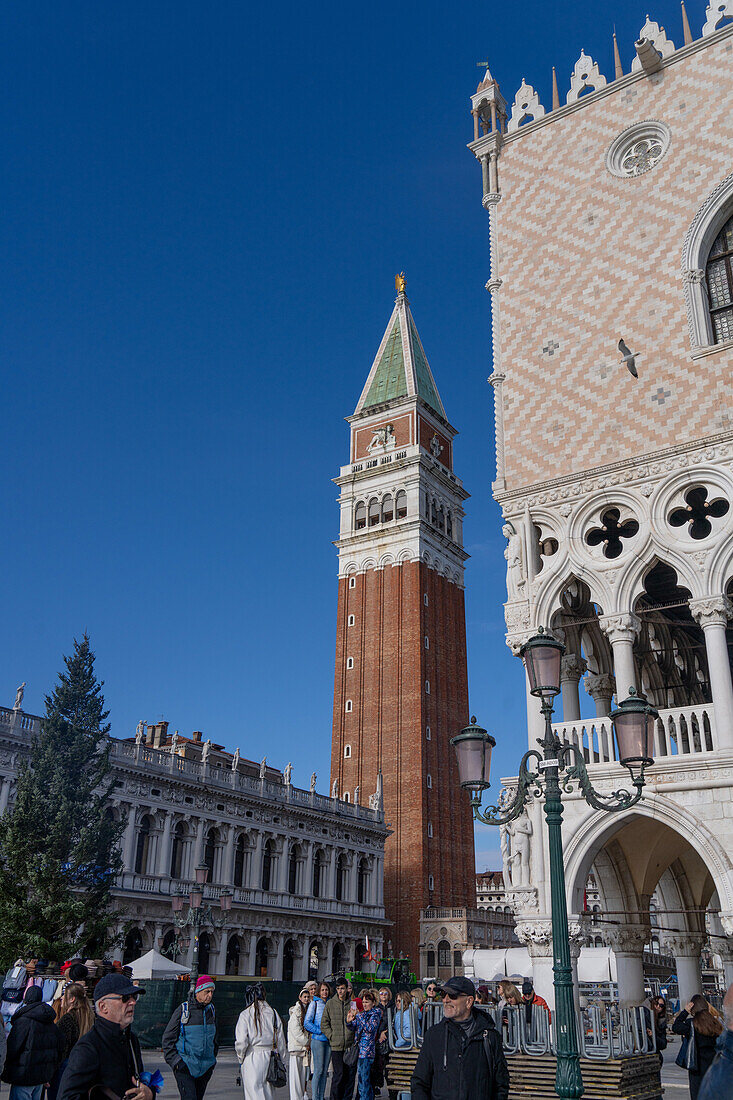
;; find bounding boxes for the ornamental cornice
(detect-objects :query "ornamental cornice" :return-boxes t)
[689,595,733,627]
[494,432,733,509]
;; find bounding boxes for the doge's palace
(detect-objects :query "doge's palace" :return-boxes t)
[470,3,733,1007]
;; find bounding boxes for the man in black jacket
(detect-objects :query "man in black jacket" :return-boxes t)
[410,976,509,1100]
[57,974,155,1100]
[2,986,63,1100]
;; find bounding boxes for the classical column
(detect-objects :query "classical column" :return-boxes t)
[251,833,265,892]
[606,926,648,1009]
[245,932,257,977]
[217,928,230,975]
[328,848,338,898]
[720,940,733,987]
[0,777,11,815]
[599,614,641,699]
[690,596,733,751]
[665,934,705,1006]
[293,936,309,982]
[157,813,174,878]
[122,805,137,871]
[515,921,556,1008]
[270,933,284,980]
[374,855,384,907]
[584,673,616,718]
[560,655,587,723]
[304,841,314,897]
[223,826,236,886]
[193,818,206,871]
[278,842,290,893]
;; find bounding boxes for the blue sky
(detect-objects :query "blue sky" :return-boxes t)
[0,0,699,868]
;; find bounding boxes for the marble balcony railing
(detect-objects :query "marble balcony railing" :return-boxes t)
[552,702,717,766]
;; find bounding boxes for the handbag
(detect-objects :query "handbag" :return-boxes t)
[675,1023,698,1073]
[266,1013,287,1088]
[344,1041,359,1067]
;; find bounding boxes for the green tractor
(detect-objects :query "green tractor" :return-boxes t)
[347,956,417,987]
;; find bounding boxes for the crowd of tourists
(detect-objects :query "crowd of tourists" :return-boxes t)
[1,960,731,1100]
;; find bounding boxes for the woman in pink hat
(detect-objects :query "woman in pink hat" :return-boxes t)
[162,976,218,1100]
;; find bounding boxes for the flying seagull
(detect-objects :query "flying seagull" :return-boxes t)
[618,338,638,378]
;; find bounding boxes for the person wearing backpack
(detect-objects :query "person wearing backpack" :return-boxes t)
[162,977,218,1100]
[410,977,509,1100]
[2,986,63,1100]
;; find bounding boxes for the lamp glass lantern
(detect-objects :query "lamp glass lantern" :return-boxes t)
[220,889,233,912]
[450,719,495,792]
[610,687,657,773]
[195,864,210,886]
[190,886,203,909]
[171,891,184,913]
[520,628,565,699]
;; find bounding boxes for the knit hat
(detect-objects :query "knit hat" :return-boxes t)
[196,975,215,993]
[522,979,534,996]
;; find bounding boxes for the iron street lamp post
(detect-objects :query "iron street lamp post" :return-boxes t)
[451,628,657,1100]
[171,864,232,994]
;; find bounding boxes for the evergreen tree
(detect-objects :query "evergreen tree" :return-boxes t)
[0,635,122,966]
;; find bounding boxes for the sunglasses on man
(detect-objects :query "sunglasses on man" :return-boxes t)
[442,991,468,1001]
[103,993,140,1004]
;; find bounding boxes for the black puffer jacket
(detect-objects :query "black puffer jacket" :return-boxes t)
[2,989,63,1086]
[411,1009,509,1100]
[57,1016,147,1100]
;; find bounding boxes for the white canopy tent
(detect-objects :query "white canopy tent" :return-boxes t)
[463,947,618,985]
[127,949,190,981]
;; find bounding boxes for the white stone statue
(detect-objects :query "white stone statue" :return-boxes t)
[260,756,267,779]
[202,739,211,763]
[284,762,292,786]
[171,730,179,753]
[369,770,384,811]
[232,747,240,771]
[332,777,339,798]
[500,823,511,886]
[135,721,146,745]
[354,785,360,805]
[310,772,317,792]
[367,423,396,454]
[507,814,533,888]
[429,433,443,458]
[13,683,25,710]
[503,522,525,600]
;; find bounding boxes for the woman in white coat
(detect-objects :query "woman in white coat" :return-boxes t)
[287,988,311,1100]
[235,984,287,1100]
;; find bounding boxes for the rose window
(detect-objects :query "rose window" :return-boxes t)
[668,486,729,540]
[606,121,671,179]
[585,508,639,559]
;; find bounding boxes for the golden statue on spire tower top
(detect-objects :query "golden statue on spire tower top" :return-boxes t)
[395,272,406,294]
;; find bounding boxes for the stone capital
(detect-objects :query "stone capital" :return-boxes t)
[584,672,616,699]
[599,613,642,645]
[683,268,706,285]
[689,595,733,629]
[721,912,733,938]
[515,920,554,956]
[561,654,587,683]
[605,924,649,954]
[662,932,706,958]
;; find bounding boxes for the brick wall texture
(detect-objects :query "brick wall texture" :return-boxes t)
[495,33,733,491]
[331,561,475,967]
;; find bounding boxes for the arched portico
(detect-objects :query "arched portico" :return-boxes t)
[563,793,733,1005]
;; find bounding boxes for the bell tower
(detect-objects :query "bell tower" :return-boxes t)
[331,276,476,967]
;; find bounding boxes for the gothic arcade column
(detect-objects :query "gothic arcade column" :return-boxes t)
[584,673,615,718]
[665,934,705,1006]
[607,926,647,1009]
[560,656,587,722]
[515,921,556,1009]
[600,615,641,699]
[690,596,733,751]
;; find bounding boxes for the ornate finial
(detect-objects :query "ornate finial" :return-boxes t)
[680,0,693,43]
[551,67,560,110]
[613,31,624,78]
[471,715,477,724]
[395,272,406,294]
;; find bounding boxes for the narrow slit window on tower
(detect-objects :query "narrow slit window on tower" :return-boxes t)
[424,636,429,649]
[349,577,356,589]
[348,615,355,626]
[344,744,351,758]
[345,700,353,713]
[426,726,431,740]
[344,791,350,802]
[425,680,430,694]
[426,773,432,788]
[428,822,433,838]
[424,593,429,607]
[346,657,354,669]
[428,874,434,891]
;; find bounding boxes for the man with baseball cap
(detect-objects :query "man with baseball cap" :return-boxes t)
[411,976,509,1100]
[57,974,154,1100]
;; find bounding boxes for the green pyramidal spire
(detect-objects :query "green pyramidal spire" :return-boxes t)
[355,278,446,419]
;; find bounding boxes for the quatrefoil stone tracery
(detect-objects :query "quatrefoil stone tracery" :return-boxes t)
[668,486,730,540]
[585,507,640,559]
[620,137,664,176]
